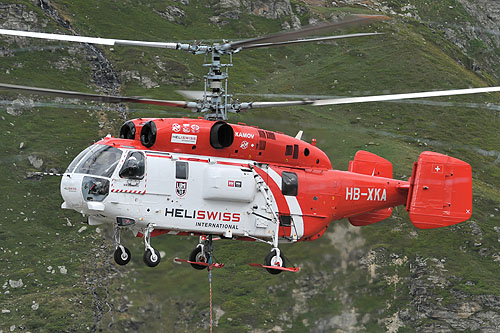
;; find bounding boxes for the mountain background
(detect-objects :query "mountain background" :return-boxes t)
[0,0,499,332]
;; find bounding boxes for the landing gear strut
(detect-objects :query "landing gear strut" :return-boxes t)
[113,225,131,266]
[143,224,161,267]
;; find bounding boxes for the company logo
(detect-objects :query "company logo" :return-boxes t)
[176,181,187,197]
[240,140,249,149]
[165,208,241,223]
[235,132,254,139]
[191,124,200,133]
[172,123,181,132]
[227,180,242,188]
[171,134,197,144]
[63,186,78,192]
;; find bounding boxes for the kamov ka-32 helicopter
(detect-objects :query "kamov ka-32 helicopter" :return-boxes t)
[1,15,499,274]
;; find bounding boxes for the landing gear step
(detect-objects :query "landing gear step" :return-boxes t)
[248,263,300,272]
[174,258,224,269]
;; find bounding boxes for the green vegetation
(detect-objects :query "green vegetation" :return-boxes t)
[0,0,499,332]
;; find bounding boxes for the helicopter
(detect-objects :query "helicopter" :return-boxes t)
[1,15,499,274]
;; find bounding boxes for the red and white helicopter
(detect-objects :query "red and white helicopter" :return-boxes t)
[1,15,499,274]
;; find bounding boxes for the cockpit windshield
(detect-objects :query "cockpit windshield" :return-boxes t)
[74,145,122,178]
[66,145,94,173]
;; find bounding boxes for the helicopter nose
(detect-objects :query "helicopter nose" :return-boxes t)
[60,173,84,211]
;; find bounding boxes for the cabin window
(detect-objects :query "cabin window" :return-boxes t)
[285,145,293,156]
[293,144,299,159]
[176,161,189,179]
[279,214,292,227]
[282,171,298,196]
[259,140,266,151]
[119,151,145,179]
[266,131,276,140]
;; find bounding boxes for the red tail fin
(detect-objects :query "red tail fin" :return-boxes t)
[348,150,392,178]
[407,151,472,229]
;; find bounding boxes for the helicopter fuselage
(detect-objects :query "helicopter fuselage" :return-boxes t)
[60,118,411,243]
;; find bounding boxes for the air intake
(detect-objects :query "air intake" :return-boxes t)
[119,120,136,140]
[140,121,157,148]
[210,121,234,149]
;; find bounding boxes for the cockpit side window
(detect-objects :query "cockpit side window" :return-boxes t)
[119,151,145,179]
[75,145,122,178]
[282,171,298,196]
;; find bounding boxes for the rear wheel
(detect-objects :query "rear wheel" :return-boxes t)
[143,248,161,267]
[189,246,207,270]
[264,250,285,275]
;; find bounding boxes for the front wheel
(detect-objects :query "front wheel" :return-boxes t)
[264,250,286,275]
[114,247,131,266]
[143,248,161,267]
[189,246,207,270]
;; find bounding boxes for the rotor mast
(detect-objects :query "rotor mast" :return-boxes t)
[202,47,233,121]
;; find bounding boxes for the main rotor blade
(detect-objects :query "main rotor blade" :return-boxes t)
[241,32,383,50]
[245,87,500,109]
[0,83,194,108]
[176,90,206,100]
[227,14,389,50]
[0,28,179,49]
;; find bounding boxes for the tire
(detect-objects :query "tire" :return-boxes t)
[114,247,131,266]
[143,248,161,267]
[264,250,286,275]
[189,246,207,270]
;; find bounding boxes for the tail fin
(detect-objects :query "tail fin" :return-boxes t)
[348,151,393,226]
[407,151,472,229]
[348,150,392,178]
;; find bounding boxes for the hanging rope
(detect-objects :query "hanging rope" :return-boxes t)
[208,254,213,333]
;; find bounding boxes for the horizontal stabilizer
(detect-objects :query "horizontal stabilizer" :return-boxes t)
[407,151,472,229]
[349,150,392,178]
[349,207,392,226]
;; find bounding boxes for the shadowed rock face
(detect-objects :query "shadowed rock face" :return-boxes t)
[455,0,500,78]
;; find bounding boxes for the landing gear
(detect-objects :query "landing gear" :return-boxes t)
[114,246,131,266]
[143,223,161,267]
[189,246,208,270]
[189,235,214,270]
[143,248,161,267]
[174,235,224,269]
[264,248,286,275]
[113,225,131,266]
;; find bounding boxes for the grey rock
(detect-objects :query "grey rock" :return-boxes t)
[248,0,293,19]
[154,6,185,23]
[8,279,23,288]
[6,97,34,116]
[27,155,43,169]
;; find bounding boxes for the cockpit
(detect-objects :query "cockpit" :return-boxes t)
[61,144,146,207]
